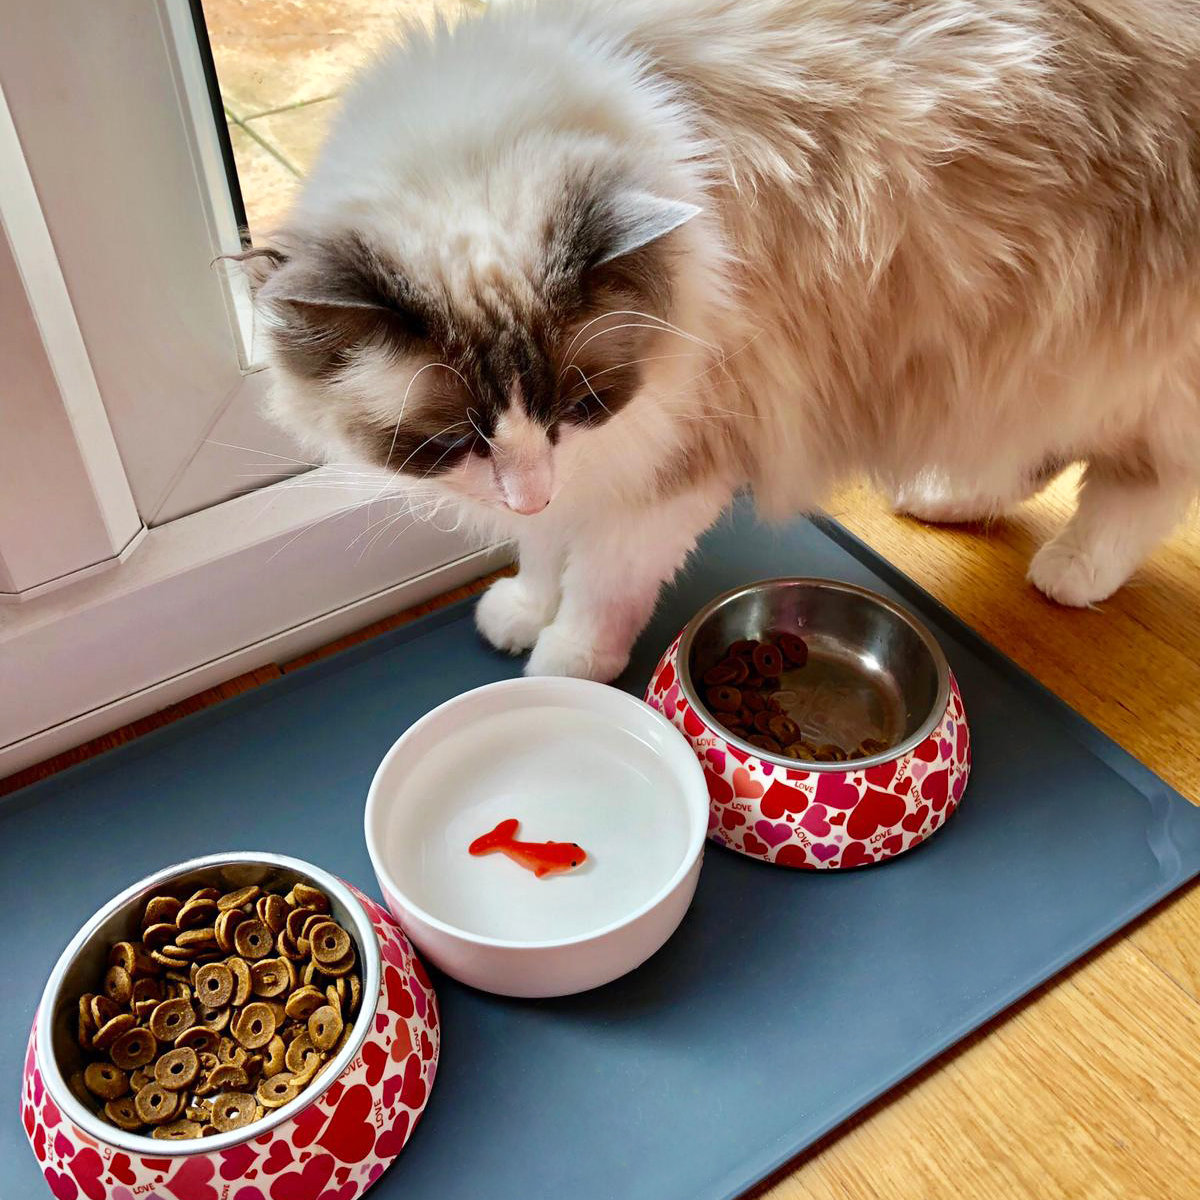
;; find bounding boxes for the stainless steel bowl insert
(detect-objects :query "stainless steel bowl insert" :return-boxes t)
[676,579,951,771]
[36,851,380,1156]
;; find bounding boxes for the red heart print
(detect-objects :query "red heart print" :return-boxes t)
[683,706,705,737]
[336,1168,350,1186]
[385,966,415,1019]
[913,737,939,762]
[221,1144,258,1180]
[410,953,432,991]
[785,768,810,781]
[721,808,746,831]
[43,1098,61,1128]
[109,1154,135,1185]
[55,1131,73,1161]
[798,803,831,837]
[290,1103,328,1149]
[263,1141,295,1176]
[270,1155,334,1200]
[846,788,906,840]
[922,768,950,810]
[318,1083,376,1163]
[232,1188,267,1200]
[726,745,749,764]
[881,834,904,855]
[901,803,930,833]
[704,768,732,806]
[44,1169,77,1200]
[732,767,763,799]
[374,1110,412,1159]
[363,1039,387,1086]
[33,1125,46,1163]
[813,774,860,810]
[165,1155,218,1200]
[956,721,969,760]
[420,1030,434,1061]
[400,1053,427,1110]
[760,779,807,819]
[380,936,408,970]
[840,841,874,868]
[324,1081,345,1106]
[374,1013,388,1034]
[390,1018,413,1063]
[22,1103,34,1137]
[775,845,814,869]
[742,832,768,857]
[141,1158,173,1172]
[655,661,675,694]
[864,757,899,788]
[828,811,845,826]
[383,1072,404,1108]
[67,1148,105,1200]
[315,1185,357,1200]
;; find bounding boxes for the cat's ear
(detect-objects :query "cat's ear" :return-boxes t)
[594,192,701,265]
[257,264,391,313]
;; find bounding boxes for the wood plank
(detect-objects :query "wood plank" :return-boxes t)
[763,905,1200,1200]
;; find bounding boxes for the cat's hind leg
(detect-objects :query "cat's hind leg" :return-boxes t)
[1027,458,1194,607]
[892,459,1067,525]
[475,529,564,654]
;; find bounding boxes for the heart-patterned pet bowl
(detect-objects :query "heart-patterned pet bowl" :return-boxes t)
[21,852,439,1200]
[646,579,970,869]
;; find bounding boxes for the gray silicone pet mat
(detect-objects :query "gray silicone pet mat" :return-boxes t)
[5,509,1200,1200]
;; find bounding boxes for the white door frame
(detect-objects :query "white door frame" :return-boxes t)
[0,2,500,778]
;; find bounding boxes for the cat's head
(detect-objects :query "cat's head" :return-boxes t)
[243,178,700,515]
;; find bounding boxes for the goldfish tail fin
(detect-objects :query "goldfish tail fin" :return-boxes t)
[468,818,520,856]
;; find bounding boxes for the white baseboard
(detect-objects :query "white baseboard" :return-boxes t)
[0,469,512,780]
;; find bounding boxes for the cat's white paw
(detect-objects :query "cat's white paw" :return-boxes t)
[892,480,1004,525]
[1027,540,1122,608]
[475,577,558,654]
[525,626,629,683]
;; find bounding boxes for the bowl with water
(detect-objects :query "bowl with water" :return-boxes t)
[363,677,709,997]
[645,578,971,870]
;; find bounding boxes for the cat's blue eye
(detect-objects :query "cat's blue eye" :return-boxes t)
[562,393,608,425]
[424,431,474,455]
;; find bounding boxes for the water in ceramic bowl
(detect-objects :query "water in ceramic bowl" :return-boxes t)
[377,700,694,943]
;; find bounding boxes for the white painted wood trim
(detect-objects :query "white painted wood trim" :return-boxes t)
[0,468,507,775]
[0,544,510,782]
[0,82,143,595]
[160,0,257,368]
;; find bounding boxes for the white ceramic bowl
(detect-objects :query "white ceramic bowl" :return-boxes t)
[364,677,709,998]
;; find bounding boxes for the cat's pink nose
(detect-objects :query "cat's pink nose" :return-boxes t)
[505,495,550,515]
[494,459,553,515]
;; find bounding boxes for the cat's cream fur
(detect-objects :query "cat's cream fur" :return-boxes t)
[258,0,1200,682]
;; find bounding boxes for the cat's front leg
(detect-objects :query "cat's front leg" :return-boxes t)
[475,528,564,654]
[526,483,733,682]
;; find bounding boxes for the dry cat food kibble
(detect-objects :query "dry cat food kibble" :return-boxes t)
[70,880,361,1140]
[701,634,892,762]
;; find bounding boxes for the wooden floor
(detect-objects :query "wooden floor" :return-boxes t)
[6,475,1200,1199]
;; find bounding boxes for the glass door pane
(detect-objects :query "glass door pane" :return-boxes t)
[201,0,481,239]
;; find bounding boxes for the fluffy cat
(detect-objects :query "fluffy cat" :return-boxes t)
[246,0,1200,682]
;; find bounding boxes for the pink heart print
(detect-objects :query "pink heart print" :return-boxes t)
[753,819,792,848]
[798,803,831,837]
